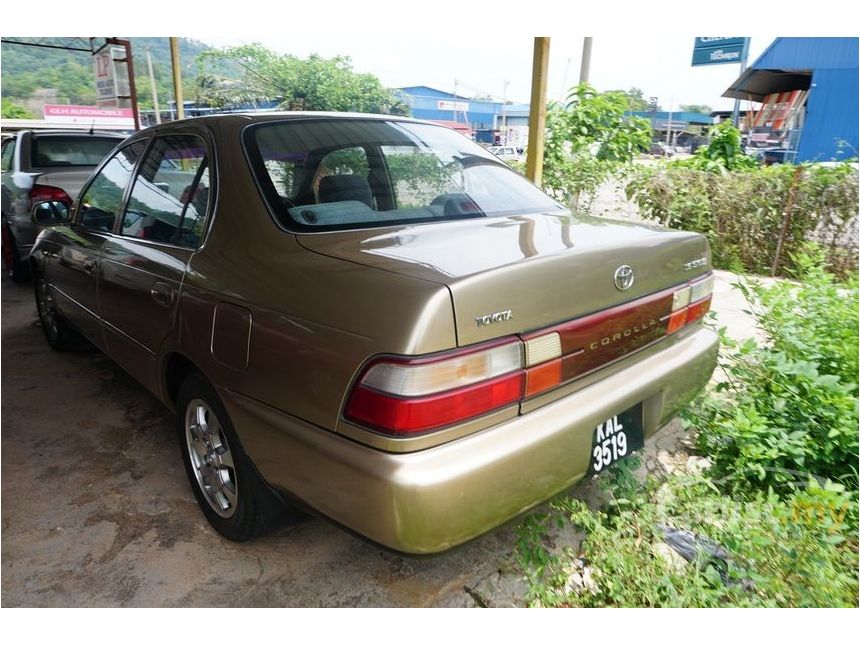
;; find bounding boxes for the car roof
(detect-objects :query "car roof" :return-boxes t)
[28,129,127,138]
[139,111,440,133]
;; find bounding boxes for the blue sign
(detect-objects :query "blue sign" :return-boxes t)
[692,37,749,66]
[693,37,746,49]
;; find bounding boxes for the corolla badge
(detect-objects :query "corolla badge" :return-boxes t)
[613,265,635,291]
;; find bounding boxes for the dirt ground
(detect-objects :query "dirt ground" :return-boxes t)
[0,270,757,607]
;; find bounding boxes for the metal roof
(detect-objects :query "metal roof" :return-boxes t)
[724,37,857,101]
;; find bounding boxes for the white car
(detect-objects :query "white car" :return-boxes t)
[487,145,522,162]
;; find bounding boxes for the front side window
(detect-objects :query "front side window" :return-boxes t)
[246,119,561,232]
[77,141,146,232]
[120,135,209,248]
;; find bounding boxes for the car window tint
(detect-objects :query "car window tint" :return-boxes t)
[313,147,370,201]
[382,145,464,209]
[78,141,146,232]
[248,119,561,231]
[1,139,14,172]
[121,135,208,247]
[32,136,120,167]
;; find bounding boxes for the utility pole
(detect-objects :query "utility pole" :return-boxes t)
[169,37,184,120]
[579,37,593,85]
[526,37,550,186]
[732,39,751,128]
[146,49,161,124]
[665,97,673,146]
[501,79,509,145]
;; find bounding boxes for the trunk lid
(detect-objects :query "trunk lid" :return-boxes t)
[33,167,97,199]
[297,211,711,346]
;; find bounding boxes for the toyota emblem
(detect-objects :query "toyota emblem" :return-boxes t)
[613,265,635,291]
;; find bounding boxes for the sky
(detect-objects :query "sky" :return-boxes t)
[204,34,776,113]
[4,0,853,117]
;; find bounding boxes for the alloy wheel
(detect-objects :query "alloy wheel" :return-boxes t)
[184,398,238,518]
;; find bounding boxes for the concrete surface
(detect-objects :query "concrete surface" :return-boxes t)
[0,270,758,607]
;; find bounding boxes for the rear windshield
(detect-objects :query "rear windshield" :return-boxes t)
[244,119,561,232]
[32,135,120,167]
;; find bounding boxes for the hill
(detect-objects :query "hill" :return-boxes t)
[1,37,216,113]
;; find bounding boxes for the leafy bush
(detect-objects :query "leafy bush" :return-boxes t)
[626,162,859,277]
[673,121,759,173]
[542,84,651,208]
[515,475,858,607]
[687,247,859,493]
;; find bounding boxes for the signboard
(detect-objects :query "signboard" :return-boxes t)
[94,46,131,108]
[692,37,749,66]
[438,100,470,112]
[44,104,135,128]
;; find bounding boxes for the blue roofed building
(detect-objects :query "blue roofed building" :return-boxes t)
[724,37,858,163]
[394,86,531,146]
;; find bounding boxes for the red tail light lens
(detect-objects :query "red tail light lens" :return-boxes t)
[345,339,524,435]
[29,184,72,210]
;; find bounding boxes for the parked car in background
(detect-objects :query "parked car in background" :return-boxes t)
[487,145,523,162]
[30,113,718,553]
[648,141,674,157]
[1,129,126,281]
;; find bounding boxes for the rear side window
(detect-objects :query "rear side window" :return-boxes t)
[32,136,120,167]
[77,141,147,232]
[121,135,209,248]
[1,138,14,172]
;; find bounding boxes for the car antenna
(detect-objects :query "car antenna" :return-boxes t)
[88,119,95,135]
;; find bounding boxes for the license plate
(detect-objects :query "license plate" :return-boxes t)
[588,403,644,474]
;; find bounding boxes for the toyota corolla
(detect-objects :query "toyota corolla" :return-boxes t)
[29,113,718,553]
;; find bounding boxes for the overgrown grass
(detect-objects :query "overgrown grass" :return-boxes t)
[514,247,859,607]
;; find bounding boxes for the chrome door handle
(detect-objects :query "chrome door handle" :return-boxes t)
[82,258,96,275]
[150,282,175,306]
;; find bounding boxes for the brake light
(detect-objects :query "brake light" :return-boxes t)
[345,339,524,434]
[29,185,72,210]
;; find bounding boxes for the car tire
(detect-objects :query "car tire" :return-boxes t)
[34,273,84,350]
[177,371,289,542]
[2,224,30,283]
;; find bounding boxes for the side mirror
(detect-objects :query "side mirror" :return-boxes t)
[32,200,71,226]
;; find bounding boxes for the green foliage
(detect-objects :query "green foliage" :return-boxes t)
[0,37,208,110]
[1,98,33,119]
[609,87,653,111]
[516,475,857,607]
[674,121,758,173]
[542,84,651,207]
[196,44,408,115]
[686,247,859,494]
[626,161,859,277]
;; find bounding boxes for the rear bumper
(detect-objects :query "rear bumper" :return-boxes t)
[223,326,719,554]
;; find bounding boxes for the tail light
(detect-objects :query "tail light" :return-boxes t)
[346,273,714,435]
[29,185,72,210]
[345,339,524,435]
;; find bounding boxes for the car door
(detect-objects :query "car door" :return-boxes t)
[99,132,212,392]
[48,141,147,347]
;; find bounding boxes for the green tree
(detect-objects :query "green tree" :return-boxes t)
[680,103,713,114]
[610,87,654,111]
[196,44,408,115]
[542,84,652,207]
[1,98,33,119]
